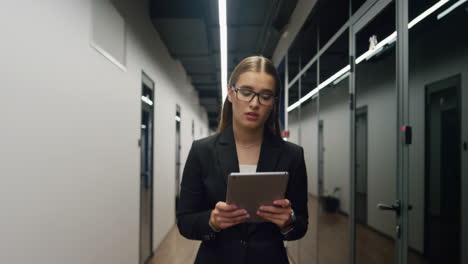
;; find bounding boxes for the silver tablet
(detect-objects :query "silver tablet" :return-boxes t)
[226,172,289,223]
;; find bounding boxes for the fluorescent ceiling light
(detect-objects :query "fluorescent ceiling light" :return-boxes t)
[298,87,319,105]
[437,0,467,19]
[287,65,350,112]
[141,96,153,106]
[409,0,449,28]
[288,0,449,113]
[219,0,228,102]
[333,71,351,85]
[287,100,302,112]
[317,65,351,90]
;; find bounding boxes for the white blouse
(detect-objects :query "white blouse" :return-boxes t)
[238,164,257,173]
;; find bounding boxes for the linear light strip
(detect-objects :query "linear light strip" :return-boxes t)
[141,96,153,106]
[287,65,350,112]
[437,0,467,19]
[318,65,351,90]
[409,0,449,28]
[219,0,228,101]
[333,71,351,85]
[287,0,449,113]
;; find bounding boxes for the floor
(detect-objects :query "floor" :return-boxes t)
[149,226,294,263]
[150,195,430,264]
[149,226,200,264]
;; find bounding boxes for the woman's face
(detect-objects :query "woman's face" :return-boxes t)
[228,71,276,131]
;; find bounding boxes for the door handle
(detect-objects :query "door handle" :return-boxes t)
[376,201,413,216]
[377,200,401,216]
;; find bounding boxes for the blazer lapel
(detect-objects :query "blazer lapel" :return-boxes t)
[256,128,283,173]
[215,125,239,185]
[249,129,284,235]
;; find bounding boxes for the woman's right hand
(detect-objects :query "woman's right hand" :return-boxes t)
[209,202,250,231]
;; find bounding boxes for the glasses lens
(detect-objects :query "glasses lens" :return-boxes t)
[259,93,274,106]
[236,88,275,106]
[236,89,253,102]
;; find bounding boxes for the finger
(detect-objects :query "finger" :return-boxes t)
[257,210,289,221]
[217,209,248,218]
[217,215,250,229]
[216,202,238,212]
[259,205,290,215]
[218,219,247,229]
[216,214,250,224]
[256,213,284,226]
[273,199,291,208]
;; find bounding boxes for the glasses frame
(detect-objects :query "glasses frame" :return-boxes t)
[230,86,277,107]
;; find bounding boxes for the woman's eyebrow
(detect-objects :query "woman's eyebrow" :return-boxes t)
[260,89,274,94]
[239,85,273,93]
[239,85,254,90]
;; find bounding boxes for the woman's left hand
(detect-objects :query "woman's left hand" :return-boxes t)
[257,199,292,229]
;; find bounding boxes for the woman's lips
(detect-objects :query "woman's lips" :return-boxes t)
[245,112,259,120]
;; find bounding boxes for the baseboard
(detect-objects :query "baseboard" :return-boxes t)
[286,248,297,264]
[152,224,177,258]
[337,209,349,217]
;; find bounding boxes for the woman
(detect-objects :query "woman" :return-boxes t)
[177,56,308,264]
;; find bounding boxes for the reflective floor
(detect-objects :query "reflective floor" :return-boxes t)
[151,195,435,264]
[149,226,200,264]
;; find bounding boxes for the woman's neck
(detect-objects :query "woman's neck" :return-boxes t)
[232,122,264,148]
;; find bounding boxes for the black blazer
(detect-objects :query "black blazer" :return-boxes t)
[177,125,308,264]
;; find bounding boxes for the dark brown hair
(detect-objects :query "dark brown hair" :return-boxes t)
[217,56,282,137]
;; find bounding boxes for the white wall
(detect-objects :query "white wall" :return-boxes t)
[0,1,208,263]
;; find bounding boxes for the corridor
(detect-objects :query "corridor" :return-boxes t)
[1,0,466,264]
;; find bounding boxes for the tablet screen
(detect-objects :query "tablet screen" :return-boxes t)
[226,172,289,222]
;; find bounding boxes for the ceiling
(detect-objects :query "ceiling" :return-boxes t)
[149,0,298,129]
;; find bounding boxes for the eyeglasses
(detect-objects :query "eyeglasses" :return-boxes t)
[231,87,276,107]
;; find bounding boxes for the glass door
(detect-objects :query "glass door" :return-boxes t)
[350,1,404,263]
[407,1,468,264]
[140,72,155,264]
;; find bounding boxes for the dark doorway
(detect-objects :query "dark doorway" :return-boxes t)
[425,75,461,264]
[175,105,181,209]
[355,106,368,225]
[140,72,155,264]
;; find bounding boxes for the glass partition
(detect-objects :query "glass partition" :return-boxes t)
[317,29,351,264]
[408,1,468,264]
[298,63,319,264]
[354,2,397,263]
